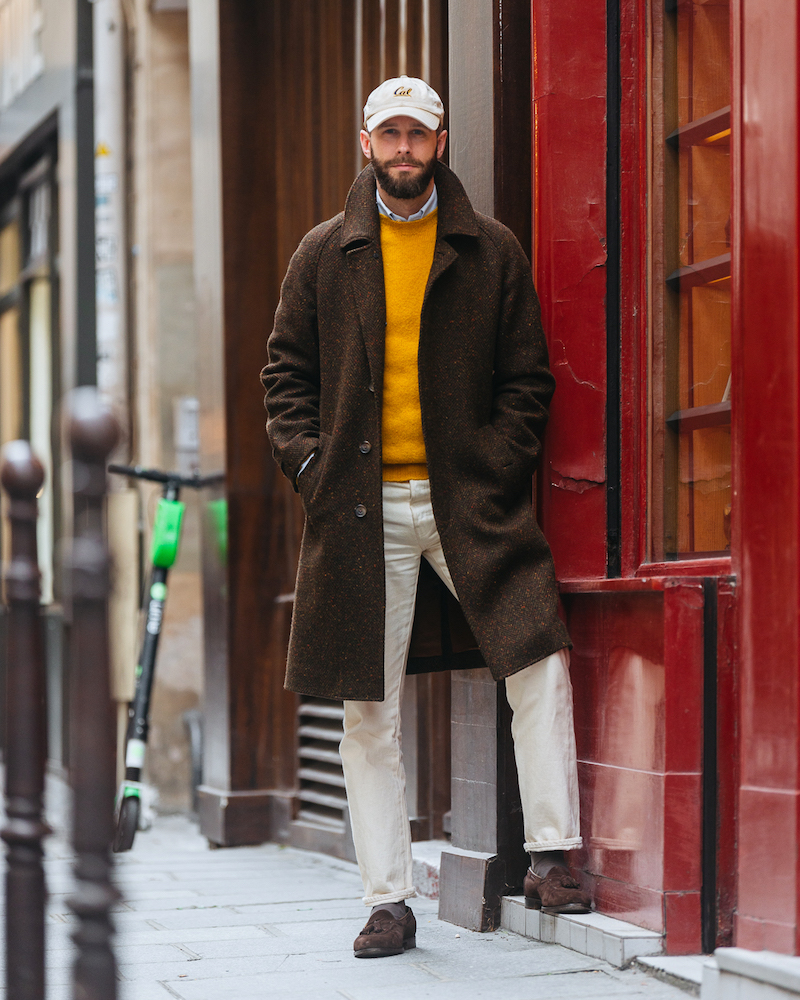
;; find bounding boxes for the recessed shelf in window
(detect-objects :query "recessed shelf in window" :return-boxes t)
[666,252,731,291]
[666,105,731,149]
[666,400,731,433]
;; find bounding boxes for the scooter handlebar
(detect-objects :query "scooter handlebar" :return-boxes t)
[108,464,224,489]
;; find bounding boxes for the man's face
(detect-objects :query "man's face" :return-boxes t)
[360,116,447,201]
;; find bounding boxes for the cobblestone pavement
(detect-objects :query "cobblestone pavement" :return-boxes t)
[10,782,688,1000]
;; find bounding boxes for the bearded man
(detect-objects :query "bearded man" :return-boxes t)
[262,76,591,959]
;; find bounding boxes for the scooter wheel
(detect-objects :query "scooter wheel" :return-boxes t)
[113,796,140,853]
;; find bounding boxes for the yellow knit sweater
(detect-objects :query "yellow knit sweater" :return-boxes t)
[380,210,438,481]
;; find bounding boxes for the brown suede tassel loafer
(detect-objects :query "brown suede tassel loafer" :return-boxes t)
[353,904,417,958]
[523,865,592,914]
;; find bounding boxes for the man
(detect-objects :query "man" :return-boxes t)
[262,75,590,959]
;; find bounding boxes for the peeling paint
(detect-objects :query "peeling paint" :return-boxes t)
[551,473,605,494]
[576,259,607,285]
[551,340,604,393]
[587,201,606,247]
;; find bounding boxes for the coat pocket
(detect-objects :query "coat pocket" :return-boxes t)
[297,431,333,516]
[475,424,535,497]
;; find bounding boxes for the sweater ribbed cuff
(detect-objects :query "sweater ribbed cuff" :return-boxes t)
[382,463,429,482]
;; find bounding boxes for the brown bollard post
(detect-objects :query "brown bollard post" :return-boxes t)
[65,388,121,1000]
[1,441,48,1000]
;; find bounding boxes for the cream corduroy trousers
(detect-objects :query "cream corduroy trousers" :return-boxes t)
[339,480,582,906]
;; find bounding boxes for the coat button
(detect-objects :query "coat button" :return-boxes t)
[359,441,372,454]
[368,382,375,393]
[354,504,367,518]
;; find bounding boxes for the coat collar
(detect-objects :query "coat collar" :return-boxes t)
[339,160,481,249]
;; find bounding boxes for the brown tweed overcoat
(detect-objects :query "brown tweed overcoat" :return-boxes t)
[261,160,571,702]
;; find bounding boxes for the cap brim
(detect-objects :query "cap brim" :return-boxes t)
[365,107,441,132]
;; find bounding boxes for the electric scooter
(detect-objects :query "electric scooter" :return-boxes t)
[108,463,224,852]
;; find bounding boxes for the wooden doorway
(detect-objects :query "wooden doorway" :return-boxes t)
[210,0,450,856]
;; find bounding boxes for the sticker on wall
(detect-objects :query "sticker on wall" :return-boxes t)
[95,173,118,195]
[96,267,119,306]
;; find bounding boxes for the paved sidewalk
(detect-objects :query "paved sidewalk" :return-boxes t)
[20,795,691,1000]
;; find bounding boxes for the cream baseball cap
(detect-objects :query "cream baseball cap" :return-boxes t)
[363,75,444,132]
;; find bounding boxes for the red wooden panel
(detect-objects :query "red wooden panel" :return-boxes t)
[591,876,665,934]
[566,586,704,950]
[734,0,800,952]
[579,762,666,891]
[663,773,703,892]
[618,0,649,575]
[533,0,608,580]
[665,892,702,955]
[736,0,800,788]
[663,582,704,774]
[738,787,798,927]
[545,486,607,583]
[736,914,796,954]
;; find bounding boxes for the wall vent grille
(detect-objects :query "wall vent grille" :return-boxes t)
[296,698,347,831]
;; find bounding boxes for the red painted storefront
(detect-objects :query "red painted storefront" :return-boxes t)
[532,0,800,954]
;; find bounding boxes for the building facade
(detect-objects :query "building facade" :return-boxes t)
[0,0,797,967]
[0,0,204,810]
[0,0,84,772]
[185,0,800,959]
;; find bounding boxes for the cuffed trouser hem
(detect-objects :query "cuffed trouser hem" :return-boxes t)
[362,887,418,907]
[506,650,582,852]
[525,837,583,853]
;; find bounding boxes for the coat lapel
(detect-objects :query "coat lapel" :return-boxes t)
[425,241,458,299]
[346,244,386,398]
[340,161,481,387]
[426,162,480,299]
[341,166,385,396]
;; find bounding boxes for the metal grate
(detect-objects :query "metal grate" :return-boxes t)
[297,698,347,832]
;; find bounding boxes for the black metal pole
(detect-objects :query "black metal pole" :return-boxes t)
[66,388,120,1000]
[1,441,49,1000]
[76,0,96,387]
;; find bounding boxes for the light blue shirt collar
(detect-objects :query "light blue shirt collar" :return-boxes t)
[376,184,438,222]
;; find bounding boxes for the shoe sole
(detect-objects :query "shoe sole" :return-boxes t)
[354,937,416,959]
[525,897,591,914]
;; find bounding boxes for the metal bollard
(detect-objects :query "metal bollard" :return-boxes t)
[1,441,49,1000]
[65,388,120,1000]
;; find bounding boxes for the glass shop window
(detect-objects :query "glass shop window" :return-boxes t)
[649,0,731,561]
[0,204,22,585]
[0,156,57,601]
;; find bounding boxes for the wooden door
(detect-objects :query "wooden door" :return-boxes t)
[212,0,450,856]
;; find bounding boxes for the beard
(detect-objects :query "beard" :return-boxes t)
[371,151,438,201]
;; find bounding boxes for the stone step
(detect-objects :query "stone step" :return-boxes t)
[702,948,800,999]
[501,894,664,968]
[411,839,449,899]
[636,955,705,996]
